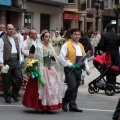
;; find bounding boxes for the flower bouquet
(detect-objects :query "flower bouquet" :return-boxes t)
[0,65,9,74]
[69,50,93,74]
[24,59,46,86]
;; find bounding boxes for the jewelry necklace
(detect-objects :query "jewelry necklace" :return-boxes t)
[43,42,49,48]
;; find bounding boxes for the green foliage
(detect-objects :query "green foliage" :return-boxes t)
[113,4,120,14]
[94,15,103,20]
[24,61,38,73]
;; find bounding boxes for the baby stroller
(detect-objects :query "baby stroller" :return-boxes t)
[88,52,120,96]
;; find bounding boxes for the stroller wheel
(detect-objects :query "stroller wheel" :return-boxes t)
[88,87,95,94]
[94,88,99,93]
[114,82,120,93]
[105,84,115,96]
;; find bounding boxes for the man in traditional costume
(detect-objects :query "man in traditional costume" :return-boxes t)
[22,29,39,56]
[0,24,22,103]
[59,28,90,112]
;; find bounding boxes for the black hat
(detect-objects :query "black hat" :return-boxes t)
[29,45,35,54]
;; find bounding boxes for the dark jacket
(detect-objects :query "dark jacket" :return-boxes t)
[79,37,92,53]
[98,30,120,64]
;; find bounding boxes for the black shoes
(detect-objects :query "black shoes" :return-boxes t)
[5,99,11,103]
[62,102,68,112]
[62,105,68,112]
[69,108,83,112]
[12,96,19,102]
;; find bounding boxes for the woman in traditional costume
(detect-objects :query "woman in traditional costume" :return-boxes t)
[52,31,62,55]
[22,32,62,112]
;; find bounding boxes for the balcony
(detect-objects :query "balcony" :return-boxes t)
[26,0,68,6]
[103,9,116,17]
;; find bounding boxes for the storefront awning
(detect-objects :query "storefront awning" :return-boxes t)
[63,12,80,20]
[0,5,27,13]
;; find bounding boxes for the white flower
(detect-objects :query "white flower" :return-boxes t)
[1,65,9,73]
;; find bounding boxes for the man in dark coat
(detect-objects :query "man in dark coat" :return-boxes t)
[98,23,120,84]
[98,23,120,120]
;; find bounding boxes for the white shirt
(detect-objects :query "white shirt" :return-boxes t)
[59,42,90,71]
[8,36,17,53]
[14,33,24,49]
[14,33,24,62]
[22,38,37,56]
[0,36,20,63]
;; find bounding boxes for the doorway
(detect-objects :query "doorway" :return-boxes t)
[40,14,50,32]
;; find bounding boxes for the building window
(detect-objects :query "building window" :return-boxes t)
[104,0,108,9]
[87,0,91,8]
[115,0,119,4]
[40,14,50,32]
[81,3,86,10]
[24,12,33,29]
[68,0,75,3]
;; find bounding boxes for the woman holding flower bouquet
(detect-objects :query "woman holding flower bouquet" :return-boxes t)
[22,32,62,112]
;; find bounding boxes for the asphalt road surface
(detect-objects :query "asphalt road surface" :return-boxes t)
[0,90,118,120]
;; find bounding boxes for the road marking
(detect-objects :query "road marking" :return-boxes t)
[0,105,114,112]
[0,105,23,107]
[80,108,114,112]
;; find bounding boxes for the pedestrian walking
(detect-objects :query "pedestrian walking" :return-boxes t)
[59,28,90,112]
[22,29,40,56]
[79,32,92,85]
[0,24,22,103]
[22,31,62,112]
[98,23,120,84]
[52,31,62,55]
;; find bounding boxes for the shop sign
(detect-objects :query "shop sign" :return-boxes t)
[63,12,79,20]
[0,0,12,6]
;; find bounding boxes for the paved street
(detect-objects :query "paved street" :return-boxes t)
[0,59,119,120]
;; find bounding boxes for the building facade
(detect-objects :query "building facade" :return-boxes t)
[79,0,103,33]
[0,0,26,28]
[22,0,68,34]
[0,0,68,34]
[1,0,119,34]
[102,0,120,32]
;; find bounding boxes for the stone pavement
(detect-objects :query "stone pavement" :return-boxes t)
[61,59,120,100]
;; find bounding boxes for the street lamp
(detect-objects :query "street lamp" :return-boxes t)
[81,14,86,32]
[94,0,102,31]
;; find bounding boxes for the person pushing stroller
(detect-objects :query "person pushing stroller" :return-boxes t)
[98,23,120,85]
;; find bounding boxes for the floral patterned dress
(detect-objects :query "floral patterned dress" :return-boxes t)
[22,45,62,110]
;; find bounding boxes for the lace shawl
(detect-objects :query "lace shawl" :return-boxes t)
[34,42,59,75]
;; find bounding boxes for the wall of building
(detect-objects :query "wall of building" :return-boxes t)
[0,11,6,25]
[71,20,78,28]
[23,2,62,34]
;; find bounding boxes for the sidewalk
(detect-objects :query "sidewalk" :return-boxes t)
[62,59,120,100]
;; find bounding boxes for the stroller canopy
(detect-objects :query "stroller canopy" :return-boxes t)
[94,53,120,73]
[93,53,111,65]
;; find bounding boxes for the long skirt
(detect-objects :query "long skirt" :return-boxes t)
[22,66,62,110]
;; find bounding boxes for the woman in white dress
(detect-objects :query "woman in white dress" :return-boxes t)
[22,31,62,112]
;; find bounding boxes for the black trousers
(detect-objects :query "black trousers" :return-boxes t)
[63,67,82,109]
[113,98,120,120]
[2,60,22,100]
[94,47,101,56]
